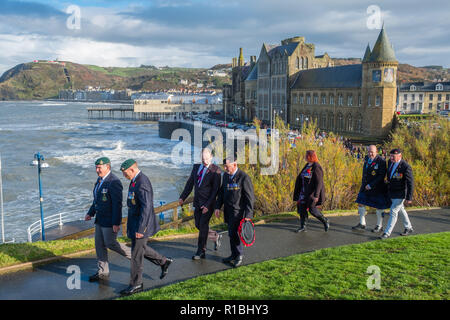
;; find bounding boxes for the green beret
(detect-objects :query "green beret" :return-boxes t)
[120,159,136,171]
[95,157,110,165]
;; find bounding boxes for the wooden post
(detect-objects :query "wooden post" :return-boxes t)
[172,207,178,222]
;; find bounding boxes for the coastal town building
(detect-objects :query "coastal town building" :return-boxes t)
[397,81,450,114]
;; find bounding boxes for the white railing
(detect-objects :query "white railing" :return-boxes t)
[27,209,85,243]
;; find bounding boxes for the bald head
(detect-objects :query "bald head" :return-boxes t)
[367,145,377,159]
[201,148,213,166]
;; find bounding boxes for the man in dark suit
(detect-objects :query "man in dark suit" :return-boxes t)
[353,145,391,232]
[380,149,414,239]
[214,155,255,268]
[179,148,222,260]
[85,157,131,282]
[119,159,173,296]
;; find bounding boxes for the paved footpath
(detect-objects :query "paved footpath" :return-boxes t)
[0,208,448,300]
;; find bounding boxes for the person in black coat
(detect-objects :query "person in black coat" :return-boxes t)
[214,155,255,268]
[179,148,222,259]
[85,157,131,282]
[380,149,414,239]
[353,145,391,232]
[293,150,329,232]
[119,159,173,296]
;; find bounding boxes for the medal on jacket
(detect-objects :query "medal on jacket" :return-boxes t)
[371,170,376,176]
[131,192,136,205]
[101,188,108,202]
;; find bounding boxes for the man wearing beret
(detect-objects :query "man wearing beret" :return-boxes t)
[214,155,255,268]
[119,159,173,296]
[85,157,131,282]
[380,149,414,239]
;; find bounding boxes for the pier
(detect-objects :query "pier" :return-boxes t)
[87,105,136,120]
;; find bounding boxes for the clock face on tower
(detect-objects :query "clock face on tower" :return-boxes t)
[372,70,381,83]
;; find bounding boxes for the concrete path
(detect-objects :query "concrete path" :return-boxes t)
[0,208,448,300]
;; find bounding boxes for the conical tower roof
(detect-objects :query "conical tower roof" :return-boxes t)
[370,27,397,62]
[362,43,371,62]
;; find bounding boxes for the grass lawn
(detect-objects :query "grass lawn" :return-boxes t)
[121,232,450,300]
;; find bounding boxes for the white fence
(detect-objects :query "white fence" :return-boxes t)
[27,209,85,243]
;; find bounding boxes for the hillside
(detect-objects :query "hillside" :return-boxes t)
[1,59,448,101]
[0,61,232,100]
[333,58,450,82]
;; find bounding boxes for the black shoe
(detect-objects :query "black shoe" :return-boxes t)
[352,223,366,230]
[232,256,243,268]
[192,251,206,260]
[324,219,330,232]
[400,228,414,236]
[89,272,109,282]
[214,234,223,250]
[222,255,236,264]
[379,233,389,240]
[296,225,306,233]
[120,283,143,296]
[160,258,173,279]
[371,225,383,233]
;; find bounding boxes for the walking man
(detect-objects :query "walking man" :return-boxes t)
[214,155,255,268]
[179,148,222,260]
[119,159,173,296]
[380,149,414,239]
[353,145,391,232]
[85,157,131,282]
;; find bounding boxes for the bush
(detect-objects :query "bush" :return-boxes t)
[384,118,449,206]
[239,116,449,216]
[240,117,361,215]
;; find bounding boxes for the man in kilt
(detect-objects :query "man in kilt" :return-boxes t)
[352,145,391,232]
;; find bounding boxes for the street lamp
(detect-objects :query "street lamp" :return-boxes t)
[30,152,49,241]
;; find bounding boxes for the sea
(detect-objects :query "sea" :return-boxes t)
[0,101,200,242]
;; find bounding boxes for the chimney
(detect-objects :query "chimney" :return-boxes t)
[238,48,244,67]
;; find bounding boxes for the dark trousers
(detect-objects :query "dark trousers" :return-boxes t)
[227,216,243,258]
[194,207,213,253]
[130,237,166,286]
[298,202,327,226]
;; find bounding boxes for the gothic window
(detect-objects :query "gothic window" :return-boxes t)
[328,112,334,130]
[329,94,334,105]
[356,114,363,133]
[313,94,319,105]
[338,94,343,106]
[347,114,353,131]
[321,112,327,128]
[337,113,344,131]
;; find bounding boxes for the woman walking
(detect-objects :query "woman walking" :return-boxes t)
[293,150,330,232]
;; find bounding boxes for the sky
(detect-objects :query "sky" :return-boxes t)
[0,0,449,75]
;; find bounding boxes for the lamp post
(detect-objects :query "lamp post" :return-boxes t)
[30,152,49,241]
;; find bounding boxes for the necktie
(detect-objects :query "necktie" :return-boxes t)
[94,177,102,200]
[197,166,205,186]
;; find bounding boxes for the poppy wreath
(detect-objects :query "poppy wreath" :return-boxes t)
[238,218,256,247]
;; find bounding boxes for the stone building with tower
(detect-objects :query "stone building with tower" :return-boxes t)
[225,27,399,138]
[290,27,398,138]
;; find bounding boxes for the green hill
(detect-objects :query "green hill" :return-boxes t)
[0,61,231,100]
